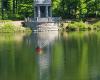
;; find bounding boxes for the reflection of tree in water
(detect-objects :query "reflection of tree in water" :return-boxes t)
[31,32,59,80]
[0,33,27,43]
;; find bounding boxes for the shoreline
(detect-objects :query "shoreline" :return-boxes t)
[61,18,100,31]
[0,19,100,33]
[0,20,32,33]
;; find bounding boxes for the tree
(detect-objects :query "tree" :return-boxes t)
[0,0,99,20]
[78,0,87,20]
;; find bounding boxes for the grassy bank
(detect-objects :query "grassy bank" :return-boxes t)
[61,20,100,31]
[0,20,32,33]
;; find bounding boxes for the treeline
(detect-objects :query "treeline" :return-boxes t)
[0,0,33,20]
[52,0,100,19]
[0,0,100,20]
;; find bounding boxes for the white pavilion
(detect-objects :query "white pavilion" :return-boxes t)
[25,0,61,31]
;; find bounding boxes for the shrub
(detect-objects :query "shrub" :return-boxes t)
[67,21,88,31]
[0,22,31,33]
[0,23,15,32]
[93,21,100,28]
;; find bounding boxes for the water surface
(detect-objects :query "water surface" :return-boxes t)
[0,31,100,80]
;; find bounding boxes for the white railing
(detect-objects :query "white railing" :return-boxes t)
[25,17,61,22]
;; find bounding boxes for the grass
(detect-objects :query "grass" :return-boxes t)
[0,22,32,33]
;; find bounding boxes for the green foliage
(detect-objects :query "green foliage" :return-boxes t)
[93,21,100,28]
[0,0,33,20]
[62,21,100,31]
[78,0,87,20]
[18,4,33,18]
[52,0,100,19]
[63,21,96,31]
[0,23,14,32]
[0,22,32,32]
[68,21,87,29]
[0,0,100,20]
[0,20,12,22]
[52,0,61,16]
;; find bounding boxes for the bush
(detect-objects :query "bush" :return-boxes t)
[67,22,78,31]
[62,20,100,31]
[0,22,32,33]
[0,23,15,32]
[11,14,25,20]
[93,21,100,28]
[67,21,88,31]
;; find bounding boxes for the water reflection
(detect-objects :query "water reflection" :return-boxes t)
[29,32,59,80]
[61,31,100,80]
[28,32,59,47]
[1,31,100,80]
[0,33,31,80]
[0,33,27,43]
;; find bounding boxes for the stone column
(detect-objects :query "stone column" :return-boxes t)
[34,7,36,18]
[38,6,40,18]
[50,6,52,17]
[46,6,48,17]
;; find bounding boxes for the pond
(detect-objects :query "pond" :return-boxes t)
[0,31,100,80]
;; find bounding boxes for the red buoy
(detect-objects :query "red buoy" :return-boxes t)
[36,47,43,54]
